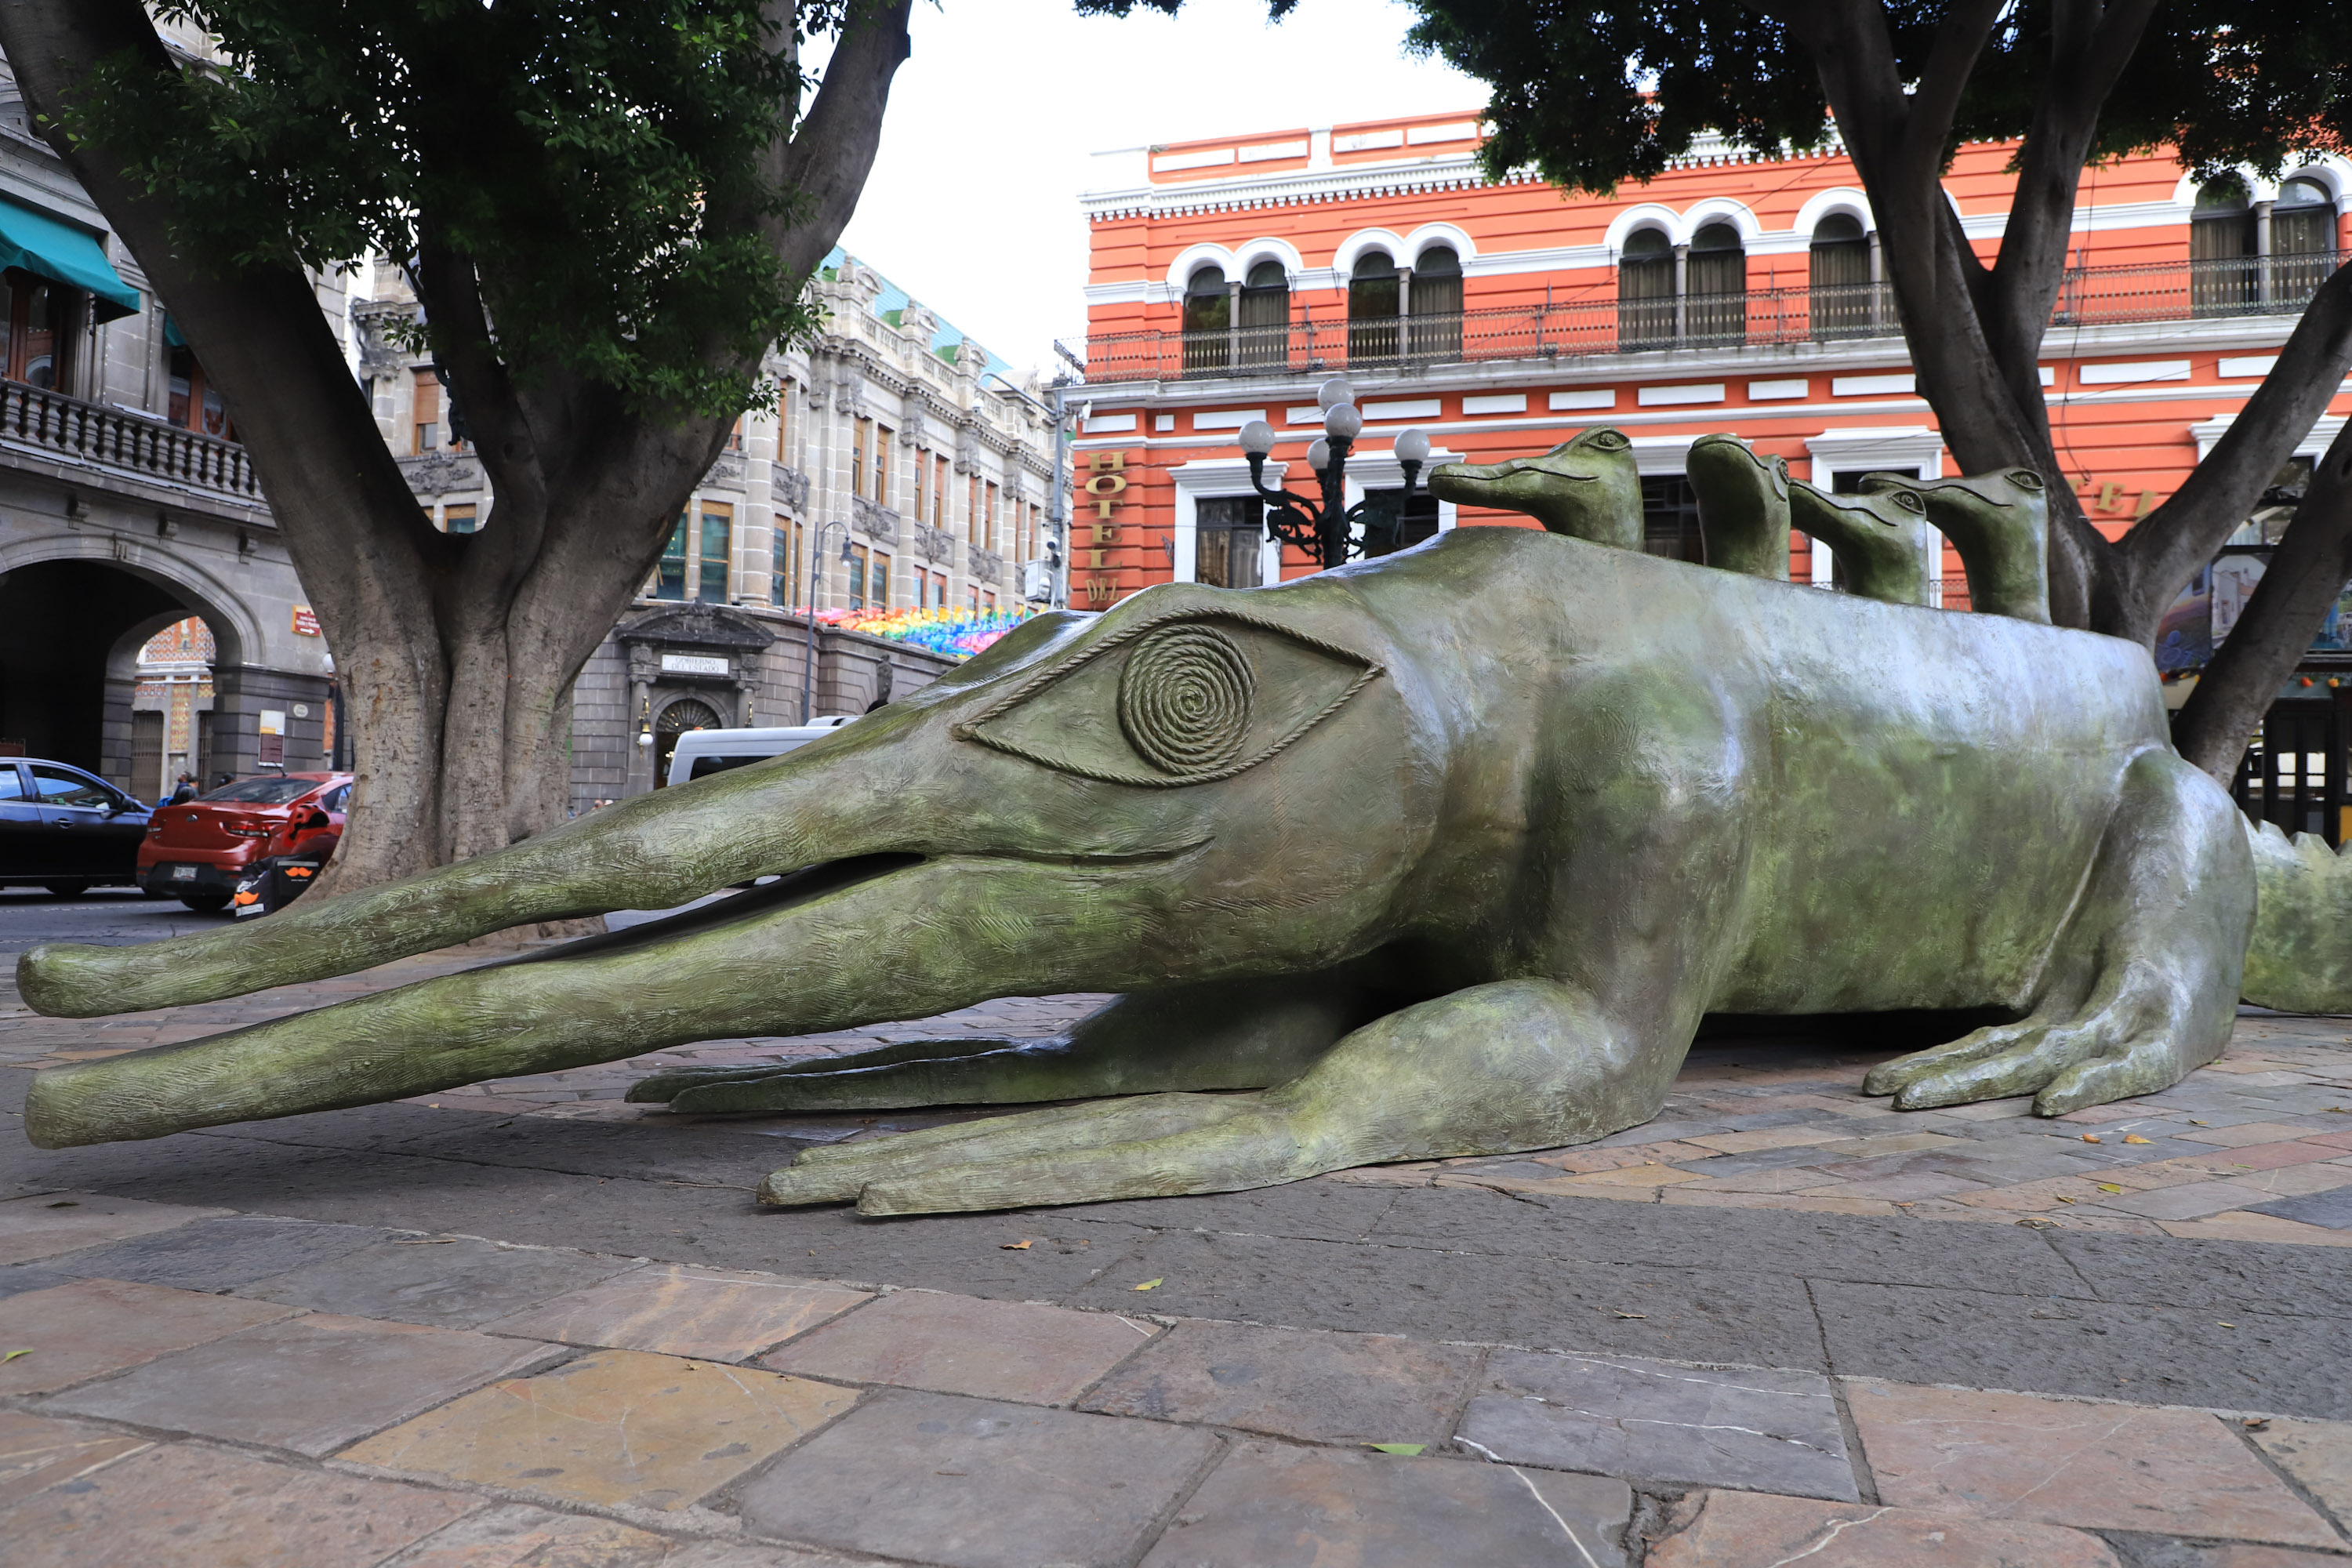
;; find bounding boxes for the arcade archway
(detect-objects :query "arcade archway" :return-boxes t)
[0,557,240,800]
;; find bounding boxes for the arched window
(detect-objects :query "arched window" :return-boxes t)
[1182,264,1229,371]
[1348,249,1399,362]
[2274,178,2339,303]
[1407,245,1462,359]
[1686,221,1746,345]
[1617,227,1675,350]
[2192,176,2256,314]
[1237,260,1289,368]
[1808,213,1871,339]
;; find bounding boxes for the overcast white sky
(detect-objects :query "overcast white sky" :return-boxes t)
[833,0,1484,379]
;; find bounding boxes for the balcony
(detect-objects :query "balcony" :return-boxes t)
[0,378,262,506]
[1087,255,2339,385]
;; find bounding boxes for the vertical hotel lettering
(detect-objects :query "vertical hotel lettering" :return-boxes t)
[1080,451,1127,606]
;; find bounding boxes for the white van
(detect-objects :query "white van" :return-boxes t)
[665,717,858,787]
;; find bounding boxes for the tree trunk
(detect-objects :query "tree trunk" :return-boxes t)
[2172,419,2352,782]
[1765,0,2352,782]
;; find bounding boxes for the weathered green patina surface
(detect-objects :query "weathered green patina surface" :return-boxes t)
[14,430,2339,1216]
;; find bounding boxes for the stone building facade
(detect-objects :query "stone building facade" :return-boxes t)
[353,248,1059,811]
[0,45,338,800]
[1076,111,2352,607]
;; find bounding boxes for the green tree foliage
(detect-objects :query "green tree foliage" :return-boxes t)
[1403,2,2351,196]
[70,0,838,417]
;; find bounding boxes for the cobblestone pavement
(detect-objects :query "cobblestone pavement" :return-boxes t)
[4,936,2352,1564]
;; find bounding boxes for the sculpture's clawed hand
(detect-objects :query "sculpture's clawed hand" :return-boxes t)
[1862,750,2253,1114]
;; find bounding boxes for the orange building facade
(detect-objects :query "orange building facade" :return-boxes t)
[1073,112,2351,637]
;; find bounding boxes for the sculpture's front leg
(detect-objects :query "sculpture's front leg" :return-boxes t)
[1864,748,2252,1114]
[760,976,1688,1214]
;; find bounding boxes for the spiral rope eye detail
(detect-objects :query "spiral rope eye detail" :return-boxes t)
[1118,625,1255,775]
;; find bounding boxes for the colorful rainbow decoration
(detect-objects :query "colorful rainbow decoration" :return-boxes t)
[814,604,1041,660]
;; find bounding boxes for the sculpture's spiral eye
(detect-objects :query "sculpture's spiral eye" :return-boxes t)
[1581,428,1630,452]
[1890,488,1926,514]
[1119,626,1254,773]
[954,609,1381,787]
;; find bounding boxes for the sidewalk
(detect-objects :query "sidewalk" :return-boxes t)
[3,954,2351,1565]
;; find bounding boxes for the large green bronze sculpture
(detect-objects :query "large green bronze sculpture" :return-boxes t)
[17,430,2348,1218]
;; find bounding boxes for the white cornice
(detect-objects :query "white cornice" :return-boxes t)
[1084,151,1498,223]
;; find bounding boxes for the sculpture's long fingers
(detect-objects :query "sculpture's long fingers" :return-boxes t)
[1891,998,2156,1111]
[15,712,950,1018]
[1860,1024,2041,1097]
[857,1102,1304,1214]
[628,1036,1040,1102]
[758,1093,1256,1206]
[23,853,1181,1149]
[670,1042,1119,1114]
[641,971,1370,1113]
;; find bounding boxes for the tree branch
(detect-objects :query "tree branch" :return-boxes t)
[1902,0,2007,180]
[768,0,913,280]
[2125,259,2352,597]
[2173,416,2352,780]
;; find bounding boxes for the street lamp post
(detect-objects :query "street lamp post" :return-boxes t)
[799,520,854,724]
[1237,377,1432,571]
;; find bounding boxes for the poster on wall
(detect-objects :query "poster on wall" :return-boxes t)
[2154,564,2212,673]
[2310,579,2352,655]
[2210,550,2268,646]
[2183,549,2352,671]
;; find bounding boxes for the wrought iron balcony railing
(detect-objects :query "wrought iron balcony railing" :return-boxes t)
[0,378,262,503]
[1087,253,2343,385]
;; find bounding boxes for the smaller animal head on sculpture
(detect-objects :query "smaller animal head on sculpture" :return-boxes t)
[1426,428,1643,549]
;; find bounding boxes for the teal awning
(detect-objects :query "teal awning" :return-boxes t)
[0,198,140,322]
[163,314,185,349]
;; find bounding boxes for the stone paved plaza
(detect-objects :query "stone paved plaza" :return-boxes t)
[3,905,2352,1564]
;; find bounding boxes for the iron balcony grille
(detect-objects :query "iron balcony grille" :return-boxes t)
[1091,254,2341,385]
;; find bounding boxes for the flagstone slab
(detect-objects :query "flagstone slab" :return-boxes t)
[242,1235,640,1327]
[1139,1440,1632,1567]
[0,1191,227,1265]
[758,1288,1154,1405]
[1457,1349,1858,1501]
[0,1265,77,1301]
[0,1439,477,1568]
[2245,1185,2352,1230]
[1811,1279,2352,1417]
[2047,1230,2352,1316]
[2090,1181,2276,1221]
[375,1503,677,1566]
[44,1312,567,1457]
[732,1389,1220,1568]
[342,1348,854,1512]
[1643,1489,2122,1566]
[2172,1123,2336,1149]
[2244,1415,2352,1526]
[0,1277,298,1395]
[1080,1319,1481,1447]
[1845,1381,2339,1544]
[42,1215,395,1292]
[0,1410,152,1512]
[484,1263,868,1363]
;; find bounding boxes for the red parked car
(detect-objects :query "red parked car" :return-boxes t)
[140,772,351,912]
